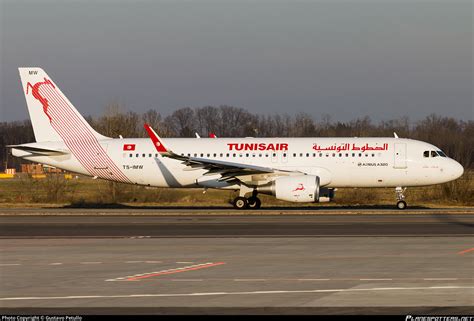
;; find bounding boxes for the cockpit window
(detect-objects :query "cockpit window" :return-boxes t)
[423,151,429,158]
[437,150,447,157]
[431,151,438,157]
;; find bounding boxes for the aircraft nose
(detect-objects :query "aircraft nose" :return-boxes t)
[450,160,464,180]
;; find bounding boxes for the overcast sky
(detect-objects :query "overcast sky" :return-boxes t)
[0,0,472,123]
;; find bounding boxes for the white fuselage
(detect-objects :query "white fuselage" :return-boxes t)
[13,137,464,189]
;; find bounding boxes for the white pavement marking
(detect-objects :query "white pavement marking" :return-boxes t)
[48,263,63,265]
[298,279,330,281]
[234,279,267,282]
[176,262,194,264]
[0,263,21,266]
[1,286,472,301]
[360,279,393,281]
[423,278,459,281]
[145,261,162,264]
[80,262,102,265]
[125,261,143,263]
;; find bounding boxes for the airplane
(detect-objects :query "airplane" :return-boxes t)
[10,68,464,210]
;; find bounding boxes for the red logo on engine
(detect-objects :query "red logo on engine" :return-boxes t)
[26,78,55,123]
[292,183,305,192]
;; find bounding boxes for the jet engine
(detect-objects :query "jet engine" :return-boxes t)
[256,175,319,202]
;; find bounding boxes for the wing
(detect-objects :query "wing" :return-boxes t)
[143,124,295,184]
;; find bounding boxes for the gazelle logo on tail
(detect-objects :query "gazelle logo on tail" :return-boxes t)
[18,67,132,184]
[26,78,54,123]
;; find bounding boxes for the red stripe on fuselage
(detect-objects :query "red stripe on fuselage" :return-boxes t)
[35,82,131,183]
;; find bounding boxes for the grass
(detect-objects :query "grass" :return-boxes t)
[0,172,472,208]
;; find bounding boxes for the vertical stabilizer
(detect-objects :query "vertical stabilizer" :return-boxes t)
[18,67,108,142]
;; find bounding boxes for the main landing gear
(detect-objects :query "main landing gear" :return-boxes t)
[233,194,262,210]
[395,187,407,210]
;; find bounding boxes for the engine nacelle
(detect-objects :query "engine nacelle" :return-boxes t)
[258,175,320,203]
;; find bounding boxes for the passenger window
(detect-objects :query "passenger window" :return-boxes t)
[423,151,429,158]
[293,153,296,157]
[283,153,287,157]
[431,151,438,157]
[136,153,139,157]
[306,153,309,157]
[129,154,133,158]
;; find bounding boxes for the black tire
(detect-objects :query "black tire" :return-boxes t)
[396,200,407,210]
[247,196,262,209]
[233,197,249,210]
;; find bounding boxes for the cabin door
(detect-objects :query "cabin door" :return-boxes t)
[393,143,407,169]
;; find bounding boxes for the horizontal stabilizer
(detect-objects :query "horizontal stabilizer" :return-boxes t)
[8,144,69,156]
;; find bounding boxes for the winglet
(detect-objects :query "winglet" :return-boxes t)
[209,133,217,138]
[144,123,170,155]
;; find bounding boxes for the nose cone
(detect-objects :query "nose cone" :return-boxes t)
[450,160,464,180]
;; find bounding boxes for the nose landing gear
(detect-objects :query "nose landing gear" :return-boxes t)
[395,187,407,210]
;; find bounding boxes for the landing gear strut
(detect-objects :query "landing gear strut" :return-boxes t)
[395,187,407,210]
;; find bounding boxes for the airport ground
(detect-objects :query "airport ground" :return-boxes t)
[0,207,473,315]
[0,170,472,208]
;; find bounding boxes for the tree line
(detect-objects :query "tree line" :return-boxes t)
[1,104,473,171]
